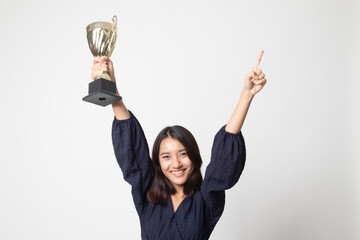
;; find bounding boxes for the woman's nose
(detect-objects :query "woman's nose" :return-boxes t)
[172,156,182,168]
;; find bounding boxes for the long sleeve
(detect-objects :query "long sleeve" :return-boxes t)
[112,111,152,217]
[201,126,246,219]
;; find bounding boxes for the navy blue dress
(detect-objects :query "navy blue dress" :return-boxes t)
[112,111,246,240]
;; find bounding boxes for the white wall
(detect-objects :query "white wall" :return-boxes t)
[0,0,359,239]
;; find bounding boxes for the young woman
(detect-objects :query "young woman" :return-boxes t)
[91,50,266,240]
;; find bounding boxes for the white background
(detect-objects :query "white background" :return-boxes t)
[0,0,359,239]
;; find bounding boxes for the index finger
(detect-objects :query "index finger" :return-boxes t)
[252,50,264,70]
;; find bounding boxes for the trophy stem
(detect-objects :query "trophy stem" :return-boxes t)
[95,73,112,81]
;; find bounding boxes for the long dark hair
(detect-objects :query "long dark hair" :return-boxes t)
[147,125,203,205]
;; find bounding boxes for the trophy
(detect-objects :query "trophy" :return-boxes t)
[83,15,122,107]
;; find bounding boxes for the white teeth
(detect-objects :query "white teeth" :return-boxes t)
[172,170,184,174]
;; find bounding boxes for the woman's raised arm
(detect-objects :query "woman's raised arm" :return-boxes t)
[225,50,267,134]
[92,56,152,217]
[91,56,130,120]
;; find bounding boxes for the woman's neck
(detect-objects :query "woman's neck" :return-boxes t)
[172,185,185,198]
[170,188,186,213]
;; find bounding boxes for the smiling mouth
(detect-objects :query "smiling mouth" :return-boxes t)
[171,169,186,177]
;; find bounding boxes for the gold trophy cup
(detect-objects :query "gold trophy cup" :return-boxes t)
[83,15,122,107]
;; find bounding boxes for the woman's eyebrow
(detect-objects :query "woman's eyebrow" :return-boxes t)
[160,149,186,155]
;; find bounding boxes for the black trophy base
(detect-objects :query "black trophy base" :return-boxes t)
[82,78,122,107]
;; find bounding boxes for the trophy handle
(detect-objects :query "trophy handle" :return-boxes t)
[112,15,117,28]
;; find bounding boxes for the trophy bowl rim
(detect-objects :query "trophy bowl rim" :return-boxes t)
[86,21,116,33]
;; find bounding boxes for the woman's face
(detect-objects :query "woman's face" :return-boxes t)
[159,137,193,191]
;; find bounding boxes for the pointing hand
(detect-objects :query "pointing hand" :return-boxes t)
[244,50,267,96]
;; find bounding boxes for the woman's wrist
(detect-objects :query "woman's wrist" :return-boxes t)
[241,88,255,102]
[112,100,130,120]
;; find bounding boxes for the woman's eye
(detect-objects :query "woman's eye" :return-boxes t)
[162,155,170,159]
[180,152,187,157]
